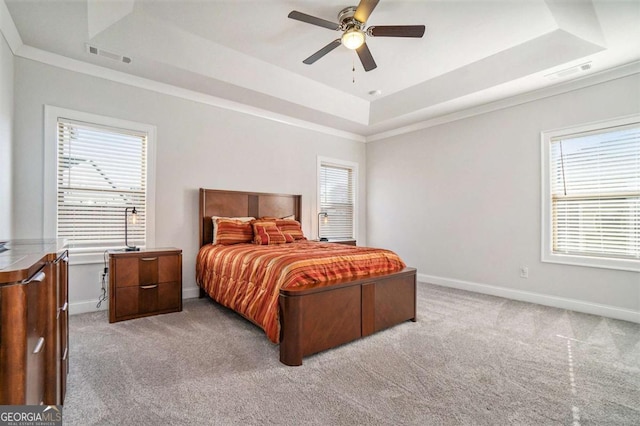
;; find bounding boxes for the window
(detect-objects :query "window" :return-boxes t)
[44,107,156,262]
[541,115,640,272]
[317,157,357,240]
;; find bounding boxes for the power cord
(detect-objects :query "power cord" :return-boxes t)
[96,250,108,309]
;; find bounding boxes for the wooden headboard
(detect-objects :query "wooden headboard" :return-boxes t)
[199,188,302,247]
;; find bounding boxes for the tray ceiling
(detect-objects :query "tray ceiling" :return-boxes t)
[4,0,640,137]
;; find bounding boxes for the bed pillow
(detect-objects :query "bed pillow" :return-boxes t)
[214,218,254,245]
[252,220,287,245]
[212,216,254,244]
[275,219,306,240]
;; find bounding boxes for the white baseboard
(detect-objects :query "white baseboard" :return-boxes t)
[418,273,640,324]
[69,299,107,315]
[183,286,200,299]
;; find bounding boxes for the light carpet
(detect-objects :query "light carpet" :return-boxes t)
[63,283,640,425]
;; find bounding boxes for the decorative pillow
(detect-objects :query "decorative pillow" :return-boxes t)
[280,215,296,220]
[212,216,254,244]
[283,233,295,243]
[252,220,287,245]
[214,218,253,245]
[275,219,306,240]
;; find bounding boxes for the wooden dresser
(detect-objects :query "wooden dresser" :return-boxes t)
[109,248,182,323]
[0,239,69,405]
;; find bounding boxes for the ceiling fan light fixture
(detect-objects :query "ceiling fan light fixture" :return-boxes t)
[342,28,365,50]
[288,1,425,72]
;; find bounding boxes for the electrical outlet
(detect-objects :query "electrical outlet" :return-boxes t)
[519,266,529,279]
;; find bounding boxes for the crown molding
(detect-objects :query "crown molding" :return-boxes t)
[0,0,22,54]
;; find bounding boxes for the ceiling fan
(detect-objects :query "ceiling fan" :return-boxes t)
[288,0,425,72]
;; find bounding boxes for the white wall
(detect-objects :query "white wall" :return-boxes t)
[12,58,367,313]
[0,33,12,240]
[367,73,640,322]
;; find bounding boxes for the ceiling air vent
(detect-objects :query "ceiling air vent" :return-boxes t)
[85,44,131,64]
[545,62,591,80]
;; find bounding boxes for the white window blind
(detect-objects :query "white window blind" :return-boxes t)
[549,123,640,262]
[57,119,147,250]
[319,162,355,239]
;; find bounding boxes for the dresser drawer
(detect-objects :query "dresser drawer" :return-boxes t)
[26,270,48,405]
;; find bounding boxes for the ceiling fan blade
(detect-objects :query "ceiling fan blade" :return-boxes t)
[288,11,340,30]
[354,0,380,23]
[303,39,342,65]
[368,25,426,38]
[356,42,377,72]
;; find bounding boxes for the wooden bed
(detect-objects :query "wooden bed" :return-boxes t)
[197,188,417,366]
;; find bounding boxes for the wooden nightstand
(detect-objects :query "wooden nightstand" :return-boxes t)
[108,247,182,323]
[326,239,356,246]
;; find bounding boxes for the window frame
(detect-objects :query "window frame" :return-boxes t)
[44,106,156,265]
[540,114,640,272]
[316,156,358,241]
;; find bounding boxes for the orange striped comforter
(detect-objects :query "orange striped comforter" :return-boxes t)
[196,241,406,343]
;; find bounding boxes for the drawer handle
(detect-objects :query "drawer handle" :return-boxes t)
[141,257,157,261]
[57,302,68,319]
[26,271,46,285]
[140,284,158,290]
[33,337,45,354]
[62,348,68,361]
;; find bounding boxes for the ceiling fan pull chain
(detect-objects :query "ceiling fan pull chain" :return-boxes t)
[352,59,356,83]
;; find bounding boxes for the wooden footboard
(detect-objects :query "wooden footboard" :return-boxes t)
[278,267,417,366]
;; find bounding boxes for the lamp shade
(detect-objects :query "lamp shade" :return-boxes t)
[317,212,329,241]
[125,207,140,251]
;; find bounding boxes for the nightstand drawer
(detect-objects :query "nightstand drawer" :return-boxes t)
[159,255,180,282]
[158,281,181,311]
[328,239,356,246]
[114,257,138,288]
[139,256,159,286]
[113,254,181,288]
[115,281,180,318]
[109,248,182,323]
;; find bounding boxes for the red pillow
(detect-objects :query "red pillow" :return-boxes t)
[283,233,294,243]
[275,219,306,240]
[252,221,287,245]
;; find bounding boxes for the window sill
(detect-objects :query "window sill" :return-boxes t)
[542,252,640,272]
